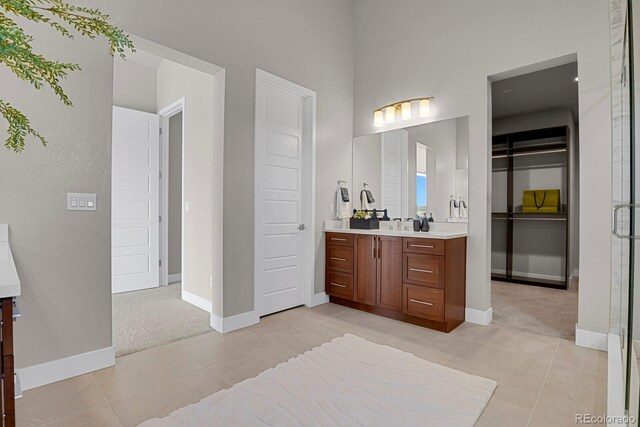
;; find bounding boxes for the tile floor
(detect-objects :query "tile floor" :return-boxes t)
[17,303,607,426]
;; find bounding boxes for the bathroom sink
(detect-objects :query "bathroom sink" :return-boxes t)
[446,218,468,223]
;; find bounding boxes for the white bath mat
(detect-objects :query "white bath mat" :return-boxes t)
[140,334,496,426]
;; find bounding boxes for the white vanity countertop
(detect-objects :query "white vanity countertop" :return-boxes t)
[0,225,21,298]
[324,226,467,240]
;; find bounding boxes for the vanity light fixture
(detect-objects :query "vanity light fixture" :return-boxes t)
[373,97,434,127]
[384,106,396,123]
[374,110,383,127]
[419,98,430,118]
[401,102,412,120]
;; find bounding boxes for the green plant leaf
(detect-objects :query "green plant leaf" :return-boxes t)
[0,0,134,152]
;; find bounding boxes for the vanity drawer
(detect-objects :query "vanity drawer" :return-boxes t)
[326,271,354,299]
[403,284,444,321]
[403,253,444,289]
[403,238,445,256]
[327,245,354,273]
[326,233,354,247]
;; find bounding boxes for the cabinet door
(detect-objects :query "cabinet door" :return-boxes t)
[377,236,403,311]
[355,235,377,306]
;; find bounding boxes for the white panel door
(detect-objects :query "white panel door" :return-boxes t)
[382,129,408,219]
[256,81,306,316]
[112,106,160,294]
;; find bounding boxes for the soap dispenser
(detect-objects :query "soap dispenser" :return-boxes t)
[420,213,430,232]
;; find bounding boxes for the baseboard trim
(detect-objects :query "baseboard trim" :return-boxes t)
[465,307,493,326]
[307,292,329,307]
[491,269,563,283]
[18,346,115,391]
[181,290,212,313]
[210,310,259,334]
[168,273,182,284]
[575,325,608,351]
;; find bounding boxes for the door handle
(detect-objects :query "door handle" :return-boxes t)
[410,268,434,274]
[330,257,347,262]
[409,299,434,306]
[613,204,640,239]
[298,224,306,231]
[372,237,376,259]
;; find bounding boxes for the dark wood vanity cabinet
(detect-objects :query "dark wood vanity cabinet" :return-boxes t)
[326,232,466,333]
[376,236,403,311]
[353,235,402,309]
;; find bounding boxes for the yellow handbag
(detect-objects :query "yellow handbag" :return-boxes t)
[522,189,560,213]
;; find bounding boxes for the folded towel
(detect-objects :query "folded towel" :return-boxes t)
[364,190,375,204]
[340,187,350,202]
[336,186,351,219]
[360,190,374,210]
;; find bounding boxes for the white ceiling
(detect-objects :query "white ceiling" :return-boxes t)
[491,62,579,121]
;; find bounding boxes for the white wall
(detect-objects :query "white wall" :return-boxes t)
[156,60,219,306]
[353,0,611,335]
[113,57,157,113]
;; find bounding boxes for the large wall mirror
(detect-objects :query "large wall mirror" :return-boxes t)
[352,116,469,222]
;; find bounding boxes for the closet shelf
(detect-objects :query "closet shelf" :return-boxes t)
[491,125,570,289]
[492,142,567,158]
[491,212,567,221]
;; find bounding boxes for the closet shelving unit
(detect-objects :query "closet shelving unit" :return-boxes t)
[491,126,570,289]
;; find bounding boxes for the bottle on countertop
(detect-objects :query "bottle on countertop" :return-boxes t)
[420,213,430,232]
[428,213,435,223]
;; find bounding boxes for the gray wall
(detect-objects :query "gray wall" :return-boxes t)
[0,22,113,368]
[112,57,157,113]
[168,113,182,277]
[3,0,356,374]
[156,59,219,304]
[107,0,356,312]
[353,0,611,334]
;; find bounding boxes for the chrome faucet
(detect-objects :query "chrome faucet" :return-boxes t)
[458,197,467,219]
[449,195,458,219]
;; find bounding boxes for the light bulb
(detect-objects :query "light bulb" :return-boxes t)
[385,106,396,123]
[401,102,411,120]
[419,99,430,118]
[374,110,383,127]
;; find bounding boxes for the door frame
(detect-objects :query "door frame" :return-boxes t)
[253,69,317,316]
[158,97,186,288]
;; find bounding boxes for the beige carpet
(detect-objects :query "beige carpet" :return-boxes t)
[112,283,211,357]
[491,279,578,340]
[141,334,497,427]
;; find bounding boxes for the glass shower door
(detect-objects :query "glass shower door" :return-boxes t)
[611,0,639,419]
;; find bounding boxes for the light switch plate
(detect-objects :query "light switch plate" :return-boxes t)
[67,193,97,211]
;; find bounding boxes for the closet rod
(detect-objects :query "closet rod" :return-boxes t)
[511,217,567,221]
[492,148,567,159]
